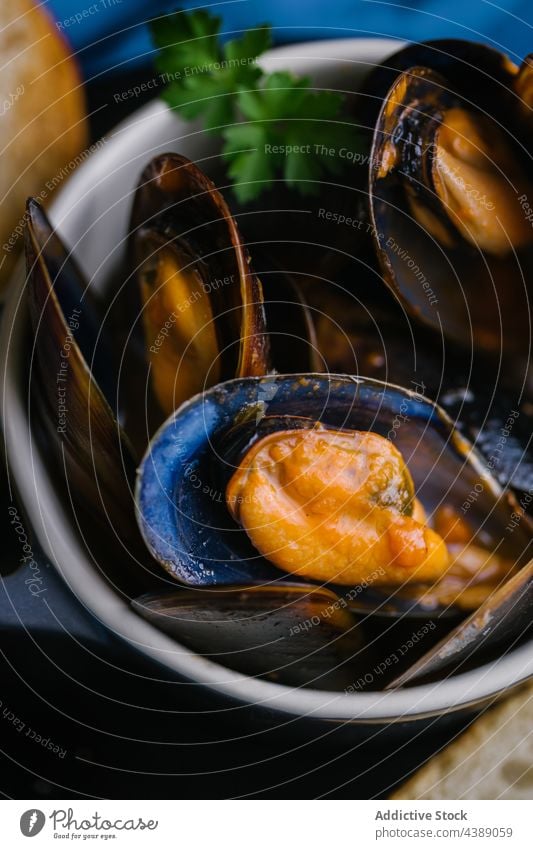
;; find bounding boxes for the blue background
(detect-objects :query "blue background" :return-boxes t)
[45,0,533,79]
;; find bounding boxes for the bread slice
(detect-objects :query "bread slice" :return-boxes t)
[0,0,87,291]
[392,680,533,799]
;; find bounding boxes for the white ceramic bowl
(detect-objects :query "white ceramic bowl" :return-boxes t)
[2,38,532,727]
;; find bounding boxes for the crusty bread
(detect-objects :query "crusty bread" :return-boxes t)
[0,0,87,291]
[392,680,533,799]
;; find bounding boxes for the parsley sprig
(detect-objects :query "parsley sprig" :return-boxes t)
[151,9,360,202]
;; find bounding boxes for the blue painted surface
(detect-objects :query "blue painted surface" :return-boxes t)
[46,1,533,78]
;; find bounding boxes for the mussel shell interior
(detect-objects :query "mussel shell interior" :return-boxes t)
[370,66,533,361]
[362,38,521,134]
[130,153,269,392]
[26,200,116,402]
[136,374,530,592]
[25,201,150,592]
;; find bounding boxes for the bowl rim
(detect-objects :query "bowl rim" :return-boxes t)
[2,36,531,722]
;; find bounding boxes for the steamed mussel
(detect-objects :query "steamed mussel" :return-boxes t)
[130,153,269,419]
[136,374,530,603]
[25,38,533,691]
[135,372,532,685]
[362,40,533,401]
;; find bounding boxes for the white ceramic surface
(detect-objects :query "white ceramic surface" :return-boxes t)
[2,38,532,723]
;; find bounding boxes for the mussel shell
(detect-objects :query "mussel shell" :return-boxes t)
[130,153,269,403]
[361,39,523,137]
[388,558,533,687]
[136,374,530,597]
[249,245,323,374]
[26,201,138,536]
[25,199,115,400]
[443,391,533,501]
[133,583,362,689]
[369,65,532,359]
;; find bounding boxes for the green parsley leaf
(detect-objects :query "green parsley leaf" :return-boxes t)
[224,26,272,65]
[223,72,361,201]
[151,9,365,201]
[152,9,221,73]
[152,10,271,131]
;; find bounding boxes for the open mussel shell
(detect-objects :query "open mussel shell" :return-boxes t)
[136,374,530,625]
[25,199,144,569]
[369,65,533,361]
[133,583,363,689]
[249,245,323,374]
[129,153,269,418]
[362,39,524,133]
[388,558,533,688]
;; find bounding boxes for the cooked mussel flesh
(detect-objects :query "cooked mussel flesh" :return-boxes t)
[369,51,533,363]
[136,374,530,615]
[130,153,269,418]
